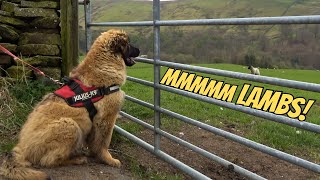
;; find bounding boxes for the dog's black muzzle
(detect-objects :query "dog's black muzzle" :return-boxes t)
[123,44,140,66]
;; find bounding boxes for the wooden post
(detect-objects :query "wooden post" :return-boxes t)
[60,0,79,77]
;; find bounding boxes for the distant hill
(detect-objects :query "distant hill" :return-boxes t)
[79,0,320,25]
[78,0,320,38]
[78,0,320,69]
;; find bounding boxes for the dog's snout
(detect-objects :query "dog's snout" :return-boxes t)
[135,48,140,56]
[129,44,140,57]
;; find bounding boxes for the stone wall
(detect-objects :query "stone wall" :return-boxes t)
[0,0,61,80]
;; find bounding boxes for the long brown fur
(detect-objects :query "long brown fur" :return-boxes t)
[0,29,131,180]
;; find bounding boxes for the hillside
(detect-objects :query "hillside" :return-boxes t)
[79,0,320,24]
[78,0,320,69]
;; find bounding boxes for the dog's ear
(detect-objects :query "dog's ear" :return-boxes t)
[107,30,129,53]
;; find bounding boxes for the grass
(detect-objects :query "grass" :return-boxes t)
[0,140,16,153]
[0,78,58,153]
[1,62,319,177]
[0,65,182,179]
[124,155,183,180]
[120,63,320,162]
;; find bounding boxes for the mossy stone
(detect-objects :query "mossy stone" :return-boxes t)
[23,55,61,67]
[0,15,28,27]
[35,67,61,81]
[0,24,19,41]
[14,8,58,18]
[0,43,17,53]
[30,17,59,29]
[7,0,22,3]
[0,10,12,16]
[25,28,59,34]
[1,2,18,13]
[19,33,61,46]
[6,65,33,79]
[21,1,59,9]
[17,44,60,56]
[0,55,13,66]
[23,0,59,1]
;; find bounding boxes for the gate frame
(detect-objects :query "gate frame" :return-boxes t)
[61,0,79,76]
[80,0,320,179]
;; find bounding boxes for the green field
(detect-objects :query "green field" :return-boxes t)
[120,63,320,162]
[78,0,320,72]
[1,62,319,164]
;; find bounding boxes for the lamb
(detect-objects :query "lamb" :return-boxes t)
[248,65,260,75]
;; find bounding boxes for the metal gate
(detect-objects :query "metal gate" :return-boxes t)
[80,0,320,179]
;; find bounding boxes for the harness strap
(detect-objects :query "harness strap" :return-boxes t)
[63,78,120,120]
[66,79,97,120]
[64,85,120,107]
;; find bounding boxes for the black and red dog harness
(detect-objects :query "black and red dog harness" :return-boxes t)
[54,77,120,120]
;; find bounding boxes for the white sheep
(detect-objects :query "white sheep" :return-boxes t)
[248,65,260,75]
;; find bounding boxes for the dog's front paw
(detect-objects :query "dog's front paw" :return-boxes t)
[106,158,121,168]
[75,156,88,165]
[99,149,121,168]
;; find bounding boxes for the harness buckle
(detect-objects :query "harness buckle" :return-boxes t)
[98,87,107,96]
[62,76,72,84]
[102,85,120,95]
[62,77,80,91]
[110,85,120,92]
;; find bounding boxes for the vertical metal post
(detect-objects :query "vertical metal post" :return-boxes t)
[153,0,161,152]
[84,0,92,53]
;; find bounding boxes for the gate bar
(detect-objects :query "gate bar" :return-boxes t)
[114,125,211,180]
[126,76,320,133]
[119,111,267,180]
[84,0,92,53]
[153,0,161,152]
[158,84,320,134]
[134,57,320,93]
[88,15,320,27]
[89,21,153,27]
[123,95,320,173]
[84,1,320,177]
[157,15,320,26]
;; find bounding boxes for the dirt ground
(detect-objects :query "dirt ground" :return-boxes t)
[0,118,319,180]
[115,118,319,180]
[0,155,133,180]
[41,162,132,180]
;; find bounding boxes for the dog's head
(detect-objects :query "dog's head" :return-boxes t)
[248,65,252,69]
[104,29,140,66]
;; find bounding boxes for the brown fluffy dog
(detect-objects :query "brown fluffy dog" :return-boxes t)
[0,29,139,180]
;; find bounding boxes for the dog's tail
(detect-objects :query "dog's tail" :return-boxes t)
[0,152,50,180]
